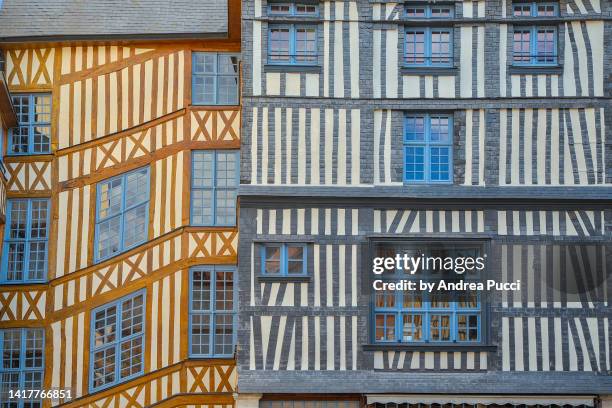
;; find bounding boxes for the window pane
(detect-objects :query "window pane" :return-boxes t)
[215,271,234,311]
[27,242,47,280]
[98,178,123,220]
[190,314,210,355]
[269,27,291,62]
[214,314,234,355]
[192,189,213,225]
[120,337,143,378]
[124,168,149,208]
[215,188,236,225]
[375,291,395,308]
[1,372,19,401]
[123,204,147,249]
[375,314,395,341]
[193,53,216,74]
[513,4,532,16]
[405,31,426,64]
[94,306,117,347]
[431,30,451,65]
[9,127,29,154]
[29,200,48,239]
[295,27,317,63]
[430,146,451,181]
[270,3,291,14]
[405,117,425,141]
[192,270,211,311]
[430,314,451,341]
[2,330,21,369]
[218,76,239,105]
[32,95,51,123]
[97,216,121,259]
[193,151,214,188]
[406,7,426,17]
[218,55,239,75]
[402,314,423,341]
[12,95,29,124]
[404,146,425,181]
[430,116,450,142]
[457,314,479,341]
[121,294,144,338]
[431,7,452,17]
[216,152,237,188]
[265,246,281,274]
[537,4,556,16]
[513,30,531,63]
[296,4,318,14]
[31,126,50,153]
[24,329,44,368]
[536,28,556,63]
[193,75,216,104]
[403,292,423,308]
[92,347,116,388]
[6,243,25,281]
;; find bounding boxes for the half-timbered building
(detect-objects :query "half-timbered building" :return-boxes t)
[0,1,241,406]
[238,0,611,407]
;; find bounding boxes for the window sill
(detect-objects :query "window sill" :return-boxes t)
[363,343,497,352]
[256,275,311,283]
[508,65,563,74]
[401,66,458,75]
[264,64,322,73]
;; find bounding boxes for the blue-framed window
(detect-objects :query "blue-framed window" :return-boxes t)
[191,150,238,227]
[90,290,145,392]
[404,114,453,183]
[189,266,236,357]
[404,28,453,67]
[374,291,481,343]
[94,167,150,262]
[512,26,557,65]
[268,1,319,16]
[268,24,318,65]
[372,243,484,344]
[512,2,558,65]
[0,328,44,407]
[512,1,558,17]
[260,243,307,276]
[405,3,454,18]
[1,199,49,283]
[9,94,51,155]
[192,53,240,105]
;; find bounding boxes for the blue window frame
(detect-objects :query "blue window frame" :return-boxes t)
[94,167,150,262]
[512,2,558,65]
[374,291,481,343]
[512,1,558,17]
[191,150,239,227]
[268,1,319,16]
[0,328,44,407]
[404,28,453,67]
[404,114,453,183]
[9,94,51,155]
[1,199,49,283]
[268,24,318,65]
[192,53,240,105]
[372,243,483,344]
[405,3,454,18]
[89,290,145,392]
[512,26,557,65]
[189,266,237,357]
[260,243,307,276]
